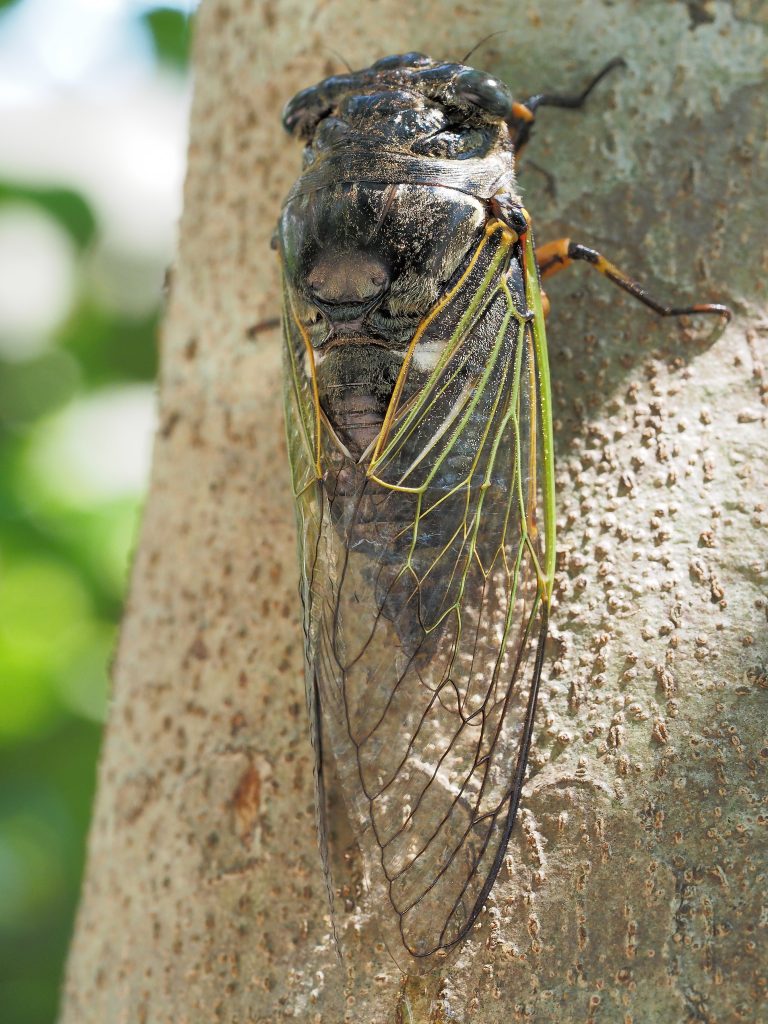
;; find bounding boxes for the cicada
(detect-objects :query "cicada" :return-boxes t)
[274,52,728,972]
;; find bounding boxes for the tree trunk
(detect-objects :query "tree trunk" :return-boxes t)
[60,1,767,1021]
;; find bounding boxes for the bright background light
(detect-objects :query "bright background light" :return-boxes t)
[0,3,197,1019]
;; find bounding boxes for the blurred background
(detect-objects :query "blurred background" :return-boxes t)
[0,1,196,1020]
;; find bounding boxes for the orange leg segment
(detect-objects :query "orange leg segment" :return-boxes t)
[535,238,731,320]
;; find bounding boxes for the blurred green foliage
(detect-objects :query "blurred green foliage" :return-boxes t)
[0,4,193,1022]
[0,185,97,250]
[142,6,192,68]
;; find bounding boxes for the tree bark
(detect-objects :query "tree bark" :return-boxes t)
[60,1,767,1021]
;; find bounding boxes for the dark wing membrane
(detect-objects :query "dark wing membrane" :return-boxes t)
[283,222,552,972]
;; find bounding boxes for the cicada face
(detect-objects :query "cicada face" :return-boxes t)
[277,53,553,972]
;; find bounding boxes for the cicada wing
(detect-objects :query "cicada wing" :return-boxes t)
[281,285,345,949]
[285,221,554,973]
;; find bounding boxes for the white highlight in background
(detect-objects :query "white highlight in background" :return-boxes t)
[0,204,76,358]
[27,384,157,503]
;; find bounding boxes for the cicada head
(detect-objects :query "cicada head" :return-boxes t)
[277,54,522,455]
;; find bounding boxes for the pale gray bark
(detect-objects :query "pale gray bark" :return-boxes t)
[60,1,767,1021]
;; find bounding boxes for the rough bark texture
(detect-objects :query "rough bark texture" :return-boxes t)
[60,1,767,1022]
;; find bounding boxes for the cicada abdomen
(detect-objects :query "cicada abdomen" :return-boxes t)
[278,53,554,972]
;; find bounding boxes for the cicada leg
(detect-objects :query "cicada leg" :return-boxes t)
[535,238,731,320]
[509,57,625,165]
[246,317,281,338]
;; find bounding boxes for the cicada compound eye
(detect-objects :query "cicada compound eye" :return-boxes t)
[283,74,360,140]
[282,86,329,139]
[454,68,514,119]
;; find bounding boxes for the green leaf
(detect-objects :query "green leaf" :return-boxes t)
[0,560,95,740]
[56,300,159,386]
[0,182,97,250]
[0,350,81,426]
[142,6,193,69]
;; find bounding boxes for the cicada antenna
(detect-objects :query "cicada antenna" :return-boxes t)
[460,31,508,64]
[322,47,353,73]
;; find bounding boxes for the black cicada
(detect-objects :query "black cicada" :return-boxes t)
[274,52,728,972]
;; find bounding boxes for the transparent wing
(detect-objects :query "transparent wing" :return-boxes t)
[283,221,554,972]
